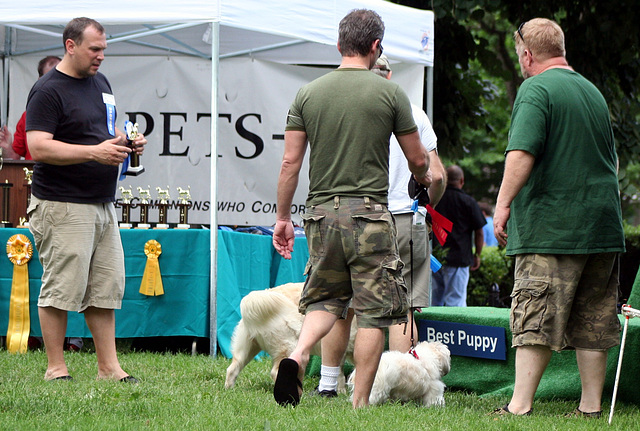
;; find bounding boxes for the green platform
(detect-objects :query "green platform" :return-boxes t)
[414,306,640,406]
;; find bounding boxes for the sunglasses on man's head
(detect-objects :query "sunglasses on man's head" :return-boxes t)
[517,22,525,43]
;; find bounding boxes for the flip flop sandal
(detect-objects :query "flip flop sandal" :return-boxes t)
[49,375,73,381]
[564,408,602,419]
[489,403,532,416]
[274,358,303,406]
[119,376,139,384]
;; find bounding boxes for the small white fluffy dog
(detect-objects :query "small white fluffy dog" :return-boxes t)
[225,282,355,391]
[348,341,451,406]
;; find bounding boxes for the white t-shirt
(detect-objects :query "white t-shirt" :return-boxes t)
[388,104,437,213]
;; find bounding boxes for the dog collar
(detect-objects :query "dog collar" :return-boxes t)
[409,346,420,360]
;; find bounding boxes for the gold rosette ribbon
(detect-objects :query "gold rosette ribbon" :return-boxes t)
[6,234,33,354]
[140,240,164,296]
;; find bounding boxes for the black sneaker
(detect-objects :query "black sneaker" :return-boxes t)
[313,386,338,398]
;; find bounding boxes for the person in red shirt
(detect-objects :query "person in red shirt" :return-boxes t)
[0,56,61,160]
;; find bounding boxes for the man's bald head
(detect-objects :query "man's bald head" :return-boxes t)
[446,165,464,188]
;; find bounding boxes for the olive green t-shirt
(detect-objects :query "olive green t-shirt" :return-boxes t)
[286,68,417,206]
[506,68,625,255]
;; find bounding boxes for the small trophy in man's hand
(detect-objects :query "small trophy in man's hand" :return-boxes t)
[122,121,145,176]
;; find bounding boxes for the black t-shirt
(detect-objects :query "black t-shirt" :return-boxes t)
[26,69,118,203]
[433,186,486,267]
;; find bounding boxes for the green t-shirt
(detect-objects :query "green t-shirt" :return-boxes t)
[286,68,417,206]
[506,68,625,255]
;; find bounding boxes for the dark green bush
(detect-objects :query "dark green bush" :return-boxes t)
[621,221,640,302]
[623,220,640,248]
[467,246,513,307]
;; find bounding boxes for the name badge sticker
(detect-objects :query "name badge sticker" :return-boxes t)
[102,93,116,105]
[103,93,116,136]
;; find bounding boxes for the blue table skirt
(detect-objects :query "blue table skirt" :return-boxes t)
[1,228,211,339]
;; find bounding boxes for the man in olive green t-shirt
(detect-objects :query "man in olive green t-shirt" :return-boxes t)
[272,9,431,408]
[493,18,625,418]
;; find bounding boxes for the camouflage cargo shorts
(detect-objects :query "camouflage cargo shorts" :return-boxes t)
[510,253,621,351]
[299,196,409,329]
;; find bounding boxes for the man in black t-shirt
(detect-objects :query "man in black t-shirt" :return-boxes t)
[431,165,486,306]
[26,17,146,383]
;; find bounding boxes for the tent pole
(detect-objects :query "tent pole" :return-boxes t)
[1,27,11,126]
[209,20,220,358]
[1,57,7,126]
[425,66,434,123]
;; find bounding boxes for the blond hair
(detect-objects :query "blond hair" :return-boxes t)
[514,18,565,60]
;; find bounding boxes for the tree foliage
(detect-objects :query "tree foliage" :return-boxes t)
[393,0,640,217]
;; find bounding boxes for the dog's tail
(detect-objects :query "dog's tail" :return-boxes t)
[240,289,298,328]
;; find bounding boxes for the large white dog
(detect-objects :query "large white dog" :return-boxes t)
[348,341,451,406]
[224,282,356,391]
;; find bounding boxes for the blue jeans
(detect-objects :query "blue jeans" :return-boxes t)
[430,265,469,307]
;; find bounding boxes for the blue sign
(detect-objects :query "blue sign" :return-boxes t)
[418,320,507,361]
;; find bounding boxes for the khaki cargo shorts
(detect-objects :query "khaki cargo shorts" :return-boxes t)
[510,253,621,351]
[300,196,409,329]
[393,212,430,309]
[28,196,125,312]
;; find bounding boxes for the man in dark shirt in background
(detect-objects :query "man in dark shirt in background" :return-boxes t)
[431,165,485,306]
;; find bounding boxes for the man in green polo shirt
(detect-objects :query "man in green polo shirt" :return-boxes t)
[493,18,625,418]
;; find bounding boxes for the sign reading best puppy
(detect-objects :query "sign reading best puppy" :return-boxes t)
[418,320,507,361]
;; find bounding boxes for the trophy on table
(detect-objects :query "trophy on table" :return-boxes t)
[17,168,33,228]
[119,186,134,229]
[155,186,170,229]
[176,186,191,229]
[136,186,151,229]
[1,179,13,228]
[122,121,145,176]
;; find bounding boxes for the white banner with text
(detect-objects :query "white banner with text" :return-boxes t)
[9,56,424,226]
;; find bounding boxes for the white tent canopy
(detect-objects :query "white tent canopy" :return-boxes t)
[0,0,435,354]
[1,1,434,64]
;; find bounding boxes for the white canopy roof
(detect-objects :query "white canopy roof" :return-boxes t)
[0,0,434,66]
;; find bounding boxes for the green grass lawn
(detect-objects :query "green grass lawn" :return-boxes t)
[1,345,639,430]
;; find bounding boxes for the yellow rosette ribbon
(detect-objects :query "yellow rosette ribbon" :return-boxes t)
[140,240,164,296]
[6,234,33,354]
